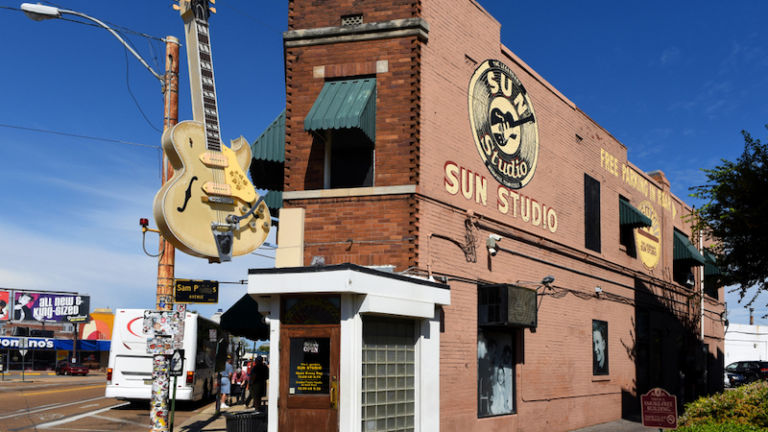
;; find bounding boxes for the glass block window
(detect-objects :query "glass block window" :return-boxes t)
[361,316,416,432]
[341,14,363,26]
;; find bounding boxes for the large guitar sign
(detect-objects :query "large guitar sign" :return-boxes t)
[153,0,270,262]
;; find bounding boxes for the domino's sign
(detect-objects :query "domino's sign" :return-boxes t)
[0,337,55,350]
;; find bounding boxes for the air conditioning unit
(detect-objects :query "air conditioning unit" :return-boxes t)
[478,284,537,329]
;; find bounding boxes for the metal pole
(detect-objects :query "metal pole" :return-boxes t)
[170,376,178,432]
[149,36,180,432]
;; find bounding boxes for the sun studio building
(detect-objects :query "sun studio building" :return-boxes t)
[245,1,725,431]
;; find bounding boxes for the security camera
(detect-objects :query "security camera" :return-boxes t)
[541,275,555,285]
[486,234,501,257]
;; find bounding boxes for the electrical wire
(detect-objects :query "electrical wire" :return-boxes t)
[124,46,163,133]
[0,122,160,149]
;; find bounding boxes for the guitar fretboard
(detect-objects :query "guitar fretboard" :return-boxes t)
[195,20,221,152]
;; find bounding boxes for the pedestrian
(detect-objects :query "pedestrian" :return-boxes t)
[232,364,245,404]
[220,356,234,409]
[245,355,269,410]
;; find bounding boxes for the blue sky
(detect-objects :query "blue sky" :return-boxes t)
[1,1,766,325]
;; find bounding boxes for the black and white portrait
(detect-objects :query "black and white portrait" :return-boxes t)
[478,330,514,417]
[592,320,608,375]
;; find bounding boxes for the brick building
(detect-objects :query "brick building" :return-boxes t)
[246,1,725,431]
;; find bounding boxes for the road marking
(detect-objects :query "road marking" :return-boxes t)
[21,384,104,396]
[92,413,149,427]
[78,403,99,409]
[0,396,106,420]
[35,402,129,429]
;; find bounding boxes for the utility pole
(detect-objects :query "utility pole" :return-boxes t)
[149,36,180,432]
[156,37,180,312]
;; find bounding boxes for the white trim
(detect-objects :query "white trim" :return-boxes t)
[339,294,363,432]
[248,268,450,311]
[266,296,281,432]
[283,185,416,200]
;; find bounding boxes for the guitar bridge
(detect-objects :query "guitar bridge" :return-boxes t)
[210,224,233,262]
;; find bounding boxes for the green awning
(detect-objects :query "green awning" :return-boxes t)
[251,110,285,163]
[703,249,722,276]
[619,199,652,228]
[304,78,376,142]
[673,229,706,266]
[263,190,282,213]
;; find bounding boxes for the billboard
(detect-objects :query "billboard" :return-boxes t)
[0,290,9,321]
[12,292,90,323]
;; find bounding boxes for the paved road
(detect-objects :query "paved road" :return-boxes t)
[0,375,212,431]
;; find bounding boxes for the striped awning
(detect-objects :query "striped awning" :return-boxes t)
[703,249,722,276]
[251,111,285,163]
[673,230,706,266]
[619,199,652,228]
[304,78,376,142]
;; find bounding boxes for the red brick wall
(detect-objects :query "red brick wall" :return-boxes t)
[285,195,416,268]
[284,37,420,192]
[288,0,421,30]
[281,0,724,431]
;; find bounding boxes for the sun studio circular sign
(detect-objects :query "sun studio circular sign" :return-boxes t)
[468,59,539,189]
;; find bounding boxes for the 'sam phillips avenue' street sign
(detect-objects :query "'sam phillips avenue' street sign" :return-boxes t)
[173,279,219,304]
[641,387,678,429]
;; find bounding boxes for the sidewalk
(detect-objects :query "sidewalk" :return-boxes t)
[177,402,267,432]
[570,418,650,431]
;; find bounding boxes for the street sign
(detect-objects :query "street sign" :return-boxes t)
[174,279,219,304]
[641,387,678,429]
[169,349,185,377]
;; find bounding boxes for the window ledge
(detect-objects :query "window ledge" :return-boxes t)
[283,185,416,200]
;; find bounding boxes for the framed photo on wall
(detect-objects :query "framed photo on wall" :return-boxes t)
[592,320,609,375]
[477,330,515,417]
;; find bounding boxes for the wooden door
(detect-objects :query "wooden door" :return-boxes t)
[279,324,340,432]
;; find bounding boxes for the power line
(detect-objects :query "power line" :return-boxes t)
[0,123,160,149]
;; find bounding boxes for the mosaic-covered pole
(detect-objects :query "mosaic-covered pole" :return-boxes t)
[150,354,171,432]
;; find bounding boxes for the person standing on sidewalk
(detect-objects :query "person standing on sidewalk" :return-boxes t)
[220,356,234,409]
[245,356,269,410]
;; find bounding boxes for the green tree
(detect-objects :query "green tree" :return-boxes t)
[691,126,768,306]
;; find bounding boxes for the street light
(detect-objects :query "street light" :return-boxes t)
[20,3,164,82]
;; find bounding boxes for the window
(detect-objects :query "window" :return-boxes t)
[324,128,374,188]
[304,78,377,189]
[584,174,601,252]
[619,196,636,257]
[478,329,515,417]
[361,316,416,432]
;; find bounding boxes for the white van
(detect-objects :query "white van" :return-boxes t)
[105,309,227,401]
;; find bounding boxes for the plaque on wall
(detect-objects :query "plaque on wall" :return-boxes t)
[288,337,330,394]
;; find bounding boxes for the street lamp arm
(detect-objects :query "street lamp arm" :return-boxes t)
[20,3,164,82]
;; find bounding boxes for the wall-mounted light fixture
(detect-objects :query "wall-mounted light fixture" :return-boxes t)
[594,286,602,297]
[541,275,555,287]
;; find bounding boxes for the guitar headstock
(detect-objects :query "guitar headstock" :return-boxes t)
[173,0,216,20]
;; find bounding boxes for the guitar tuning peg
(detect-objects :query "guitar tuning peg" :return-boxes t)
[209,6,216,13]
[209,0,215,4]
[172,4,181,10]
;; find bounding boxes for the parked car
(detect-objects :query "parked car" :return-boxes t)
[724,361,768,387]
[55,361,89,376]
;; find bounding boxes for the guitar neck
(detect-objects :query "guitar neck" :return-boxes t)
[184,13,221,152]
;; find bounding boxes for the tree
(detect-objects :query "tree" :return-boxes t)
[690,126,768,307]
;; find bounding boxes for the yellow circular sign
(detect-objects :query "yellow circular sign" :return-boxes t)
[635,201,661,269]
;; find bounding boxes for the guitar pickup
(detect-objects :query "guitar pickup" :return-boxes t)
[202,182,232,196]
[202,196,235,205]
[199,151,229,168]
